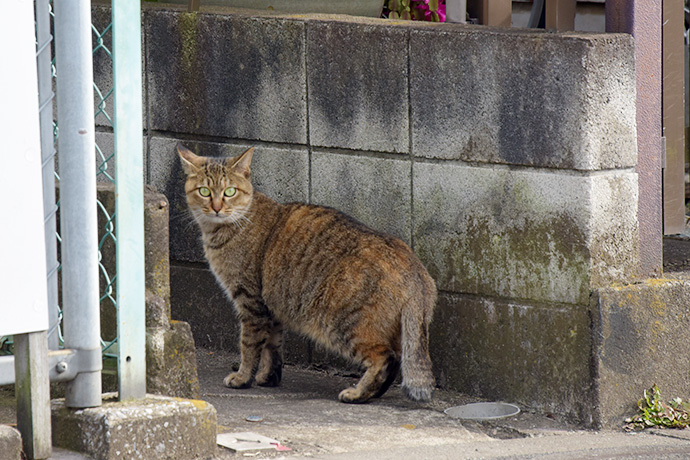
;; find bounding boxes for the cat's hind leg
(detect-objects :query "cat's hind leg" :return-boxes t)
[373,355,400,399]
[255,321,284,387]
[338,349,398,404]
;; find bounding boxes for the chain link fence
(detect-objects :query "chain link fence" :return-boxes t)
[1,2,120,367]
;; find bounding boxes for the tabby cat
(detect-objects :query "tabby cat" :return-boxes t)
[178,144,436,403]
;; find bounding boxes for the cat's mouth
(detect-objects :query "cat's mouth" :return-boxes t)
[194,210,228,224]
[195,208,250,229]
[206,212,228,221]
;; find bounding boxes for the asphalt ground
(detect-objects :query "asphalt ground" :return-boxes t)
[196,348,690,460]
[2,345,690,459]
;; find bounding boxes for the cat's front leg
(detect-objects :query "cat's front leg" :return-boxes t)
[224,315,271,389]
[255,320,284,387]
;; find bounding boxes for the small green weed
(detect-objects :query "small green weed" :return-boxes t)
[625,384,690,430]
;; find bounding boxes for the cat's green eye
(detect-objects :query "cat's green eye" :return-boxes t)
[198,187,211,197]
[224,187,237,198]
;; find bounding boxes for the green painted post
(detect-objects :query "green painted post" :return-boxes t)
[112,0,146,400]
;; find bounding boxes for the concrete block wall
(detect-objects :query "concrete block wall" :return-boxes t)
[95,3,642,425]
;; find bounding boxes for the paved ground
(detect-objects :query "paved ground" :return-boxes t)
[195,348,690,460]
[3,346,690,459]
[664,235,690,274]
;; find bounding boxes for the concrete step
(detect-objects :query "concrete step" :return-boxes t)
[51,393,217,460]
[0,425,21,460]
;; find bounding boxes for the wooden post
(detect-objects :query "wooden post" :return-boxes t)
[188,0,201,12]
[467,0,512,27]
[662,0,686,234]
[14,332,52,460]
[607,0,664,276]
[545,0,576,31]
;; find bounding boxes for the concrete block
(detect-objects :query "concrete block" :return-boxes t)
[171,264,240,351]
[311,151,412,243]
[144,190,172,330]
[0,425,21,460]
[410,28,637,170]
[52,393,217,460]
[145,10,307,144]
[413,162,638,304]
[307,20,409,154]
[148,136,309,262]
[431,293,594,424]
[146,320,201,399]
[593,278,690,427]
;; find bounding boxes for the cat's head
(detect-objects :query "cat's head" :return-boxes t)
[177,144,254,227]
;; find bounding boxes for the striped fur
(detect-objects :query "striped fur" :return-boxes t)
[178,144,436,403]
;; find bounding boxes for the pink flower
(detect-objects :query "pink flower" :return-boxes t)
[383,0,446,22]
[412,0,446,22]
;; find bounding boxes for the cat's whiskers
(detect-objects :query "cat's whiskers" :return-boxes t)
[228,209,252,230]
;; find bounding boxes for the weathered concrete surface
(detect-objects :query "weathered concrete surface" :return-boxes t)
[311,150,412,243]
[143,190,173,331]
[170,264,239,351]
[307,21,409,153]
[6,349,690,459]
[145,9,307,144]
[52,393,217,460]
[0,425,21,460]
[431,293,594,424]
[593,278,690,427]
[146,320,200,399]
[410,28,637,169]
[414,163,639,305]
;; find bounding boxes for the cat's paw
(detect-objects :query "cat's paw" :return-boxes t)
[338,387,369,404]
[223,372,253,389]
[256,366,282,387]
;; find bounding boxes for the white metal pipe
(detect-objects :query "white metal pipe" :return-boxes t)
[54,0,102,408]
[35,0,60,351]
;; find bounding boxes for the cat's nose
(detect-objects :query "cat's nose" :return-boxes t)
[212,200,223,213]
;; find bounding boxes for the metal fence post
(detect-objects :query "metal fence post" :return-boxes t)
[112,0,147,400]
[54,0,102,408]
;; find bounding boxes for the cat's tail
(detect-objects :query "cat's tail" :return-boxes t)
[400,273,436,402]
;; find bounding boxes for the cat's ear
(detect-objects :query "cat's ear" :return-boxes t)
[177,144,203,175]
[230,147,254,179]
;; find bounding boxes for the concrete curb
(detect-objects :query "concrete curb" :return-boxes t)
[51,393,217,460]
[0,424,21,460]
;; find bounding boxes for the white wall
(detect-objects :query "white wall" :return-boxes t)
[0,1,49,336]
